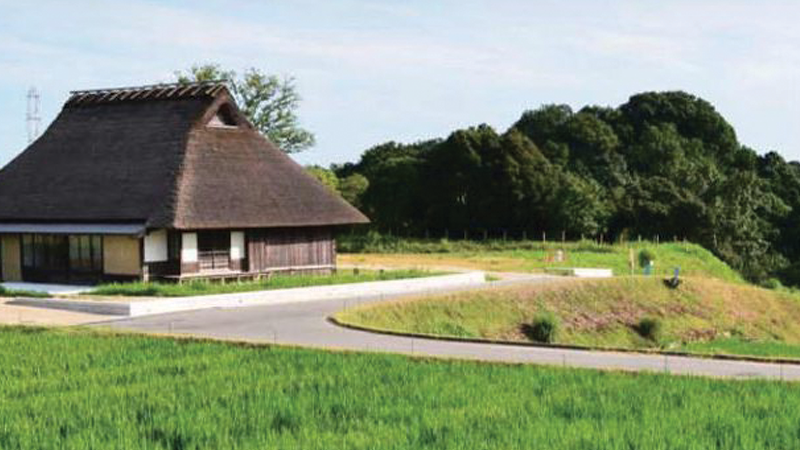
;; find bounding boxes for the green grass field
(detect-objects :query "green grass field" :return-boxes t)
[339,237,742,282]
[0,327,797,449]
[683,339,800,359]
[337,277,800,359]
[90,269,436,297]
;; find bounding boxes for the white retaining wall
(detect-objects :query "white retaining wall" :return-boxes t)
[572,268,613,278]
[545,267,613,278]
[11,272,486,317]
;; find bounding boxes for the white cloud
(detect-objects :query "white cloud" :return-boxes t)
[0,0,798,165]
[574,30,702,73]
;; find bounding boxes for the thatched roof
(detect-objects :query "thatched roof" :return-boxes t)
[0,82,368,229]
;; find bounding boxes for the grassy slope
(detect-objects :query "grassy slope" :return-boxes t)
[0,328,798,449]
[339,239,741,282]
[90,269,437,297]
[337,277,800,358]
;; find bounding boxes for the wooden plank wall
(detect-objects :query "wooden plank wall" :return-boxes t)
[247,227,334,272]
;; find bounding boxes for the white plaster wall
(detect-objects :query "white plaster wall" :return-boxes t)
[230,231,245,260]
[143,229,168,263]
[181,232,198,262]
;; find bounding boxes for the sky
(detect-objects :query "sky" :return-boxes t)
[0,0,798,167]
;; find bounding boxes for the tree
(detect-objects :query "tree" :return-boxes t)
[551,173,611,237]
[176,63,315,153]
[332,88,800,286]
[619,91,738,167]
[305,166,339,192]
[423,125,495,231]
[338,174,369,209]
[305,166,369,209]
[512,104,573,166]
[561,112,624,186]
[707,171,789,282]
[350,141,432,232]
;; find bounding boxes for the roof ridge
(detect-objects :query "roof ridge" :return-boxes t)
[68,80,226,95]
[65,81,229,107]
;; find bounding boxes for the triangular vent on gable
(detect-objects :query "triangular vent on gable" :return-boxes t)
[208,104,239,128]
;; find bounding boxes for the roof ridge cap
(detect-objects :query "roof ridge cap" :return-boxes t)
[69,80,227,95]
[66,81,229,107]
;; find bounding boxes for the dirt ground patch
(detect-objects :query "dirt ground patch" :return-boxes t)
[0,299,104,326]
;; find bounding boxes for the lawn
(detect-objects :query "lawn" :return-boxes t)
[682,339,800,360]
[0,327,797,449]
[338,237,742,282]
[90,269,437,297]
[0,285,49,298]
[336,277,800,360]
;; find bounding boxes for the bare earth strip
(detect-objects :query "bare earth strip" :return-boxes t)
[0,299,104,326]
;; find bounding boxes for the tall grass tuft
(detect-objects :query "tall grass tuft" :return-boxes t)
[523,312,560,343]
[634,316,663,343]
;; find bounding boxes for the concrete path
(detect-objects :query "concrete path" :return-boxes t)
[2,282,93,295]
[100,276,800,381]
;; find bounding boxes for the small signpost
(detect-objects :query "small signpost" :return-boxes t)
[628,249,635,275]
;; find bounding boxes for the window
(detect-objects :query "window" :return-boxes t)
[69,235,101,272]
[207,104,239,128]
[198,230,231,271]
[25,234,69,271]
[92,236,102,269]
[21,234,102,273]
[22,235,33,267]
[167,231,181,261]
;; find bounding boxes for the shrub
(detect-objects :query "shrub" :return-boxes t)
[635,317,662,342]
[638,249,656,268]
[761,278,783,290]
[523,312,560,343]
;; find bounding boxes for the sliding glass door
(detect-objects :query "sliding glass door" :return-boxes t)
[21,234,102,283]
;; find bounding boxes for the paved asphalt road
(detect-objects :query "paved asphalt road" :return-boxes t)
[101,277,800,381]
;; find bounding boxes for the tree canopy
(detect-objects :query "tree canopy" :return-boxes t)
[328,91,800,286]
[175,63,315,153]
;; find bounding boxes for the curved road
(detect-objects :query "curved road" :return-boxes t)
[102,278,800,381]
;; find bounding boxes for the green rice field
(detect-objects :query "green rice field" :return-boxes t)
[0,327,797,449]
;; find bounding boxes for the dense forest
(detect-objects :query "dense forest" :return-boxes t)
[311,92,800,286]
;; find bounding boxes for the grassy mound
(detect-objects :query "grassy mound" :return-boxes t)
[337,277,800,358]
[90,269,437,297]
[339,239,741,282]
[0,327,797,449]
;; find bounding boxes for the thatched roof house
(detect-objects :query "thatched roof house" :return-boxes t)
[0,81,368,284]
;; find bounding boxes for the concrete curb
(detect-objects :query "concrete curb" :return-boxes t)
[10,272,486,317]
[329,317,800,367]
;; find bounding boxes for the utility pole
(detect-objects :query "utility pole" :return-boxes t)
[26,87,41,143]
